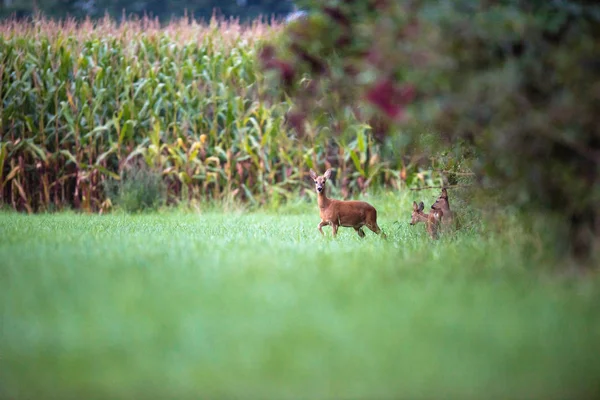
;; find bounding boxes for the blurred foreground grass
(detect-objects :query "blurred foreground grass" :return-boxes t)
[1,195,600,399]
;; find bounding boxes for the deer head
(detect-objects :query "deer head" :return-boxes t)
[411,200,443,239]
[431,188,449,211]
[309,169,332,194]
[410,201,427,225]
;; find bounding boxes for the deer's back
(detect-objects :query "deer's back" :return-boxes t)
[321,200,377,226]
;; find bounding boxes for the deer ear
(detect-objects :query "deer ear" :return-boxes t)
[441,188,448,197]
[323,169,332,180]
[413,201,418,211]
[309,169,317,180]
[418,201,425,212]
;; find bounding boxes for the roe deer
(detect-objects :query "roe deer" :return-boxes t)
[309,169,385,238]
[431,187,453,227]
[410,201,442,239]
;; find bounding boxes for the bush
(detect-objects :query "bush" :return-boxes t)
[105,163,166,213]
[265,0,600,264]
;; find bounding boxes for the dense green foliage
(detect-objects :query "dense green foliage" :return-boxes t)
[104,162,167,212]
[0,17,422,213]
[266,0,600,261]
[2,203,600,398]
[0,0,295,21]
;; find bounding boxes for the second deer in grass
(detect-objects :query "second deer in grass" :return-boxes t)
[431,187,453,227]
[410,201,443,239]
[309,169,385,238]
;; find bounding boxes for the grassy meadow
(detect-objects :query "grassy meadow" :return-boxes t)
[2,191,600,399]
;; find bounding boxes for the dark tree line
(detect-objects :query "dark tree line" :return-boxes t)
[0,0,295,21]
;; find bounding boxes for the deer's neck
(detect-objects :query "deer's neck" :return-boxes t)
[317,192,330,209]
[441,198,450,209]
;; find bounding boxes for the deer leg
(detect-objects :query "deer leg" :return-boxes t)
[427,223,438,240]
[317,220,328,235]
[366,222,381,234]
[331,224,339,237]
[355,227,366,238]
[367,223,387,239]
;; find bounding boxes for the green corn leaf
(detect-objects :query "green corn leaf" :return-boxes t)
[97,144,118,164]
[59,150,78,166]
[94,165,120,180]
[25,141,47,162]
[350,150,365,177]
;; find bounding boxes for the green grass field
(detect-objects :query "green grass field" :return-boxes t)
[1,195,600,399]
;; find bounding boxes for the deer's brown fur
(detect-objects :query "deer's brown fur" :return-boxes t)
[411,201,442,239]
[310,169,385,238]
[431,188,453,226]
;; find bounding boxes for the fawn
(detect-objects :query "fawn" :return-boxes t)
[431,188,453,227]
[410,201,443,239]
[309,169,385,238]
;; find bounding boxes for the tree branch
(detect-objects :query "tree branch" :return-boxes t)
[434,170,476,176]
[408,184,471,191]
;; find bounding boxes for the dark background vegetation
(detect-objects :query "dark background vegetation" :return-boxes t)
[263,0,600,263]
[0,0,294,21]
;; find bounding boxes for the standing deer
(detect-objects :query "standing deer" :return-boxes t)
[309,169,386,238]
[410,201,443,239]
[431,188,453,227]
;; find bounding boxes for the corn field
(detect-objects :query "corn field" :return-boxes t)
[0,16,432,213]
